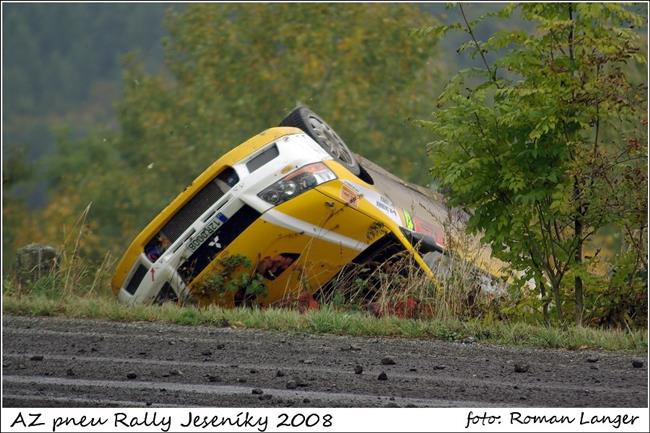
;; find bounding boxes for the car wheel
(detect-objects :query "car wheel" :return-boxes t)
[279,106,361,176]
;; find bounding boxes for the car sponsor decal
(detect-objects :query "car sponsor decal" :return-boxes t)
[340,183,360,208]
[413,216,446,248]
[342,180,403,227]
[402,209,415,231]
[187,212,228,253]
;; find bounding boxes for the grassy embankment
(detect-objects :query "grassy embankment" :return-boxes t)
[3,287,646,353]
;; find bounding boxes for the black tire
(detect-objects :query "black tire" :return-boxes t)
[279,106,361,176]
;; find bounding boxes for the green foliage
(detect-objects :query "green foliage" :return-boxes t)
[423,3,647,327]
[197,255,267,302]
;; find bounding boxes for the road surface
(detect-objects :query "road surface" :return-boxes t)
[2,315,647,407]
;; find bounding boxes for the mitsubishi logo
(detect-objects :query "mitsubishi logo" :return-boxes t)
[209,235,222,249]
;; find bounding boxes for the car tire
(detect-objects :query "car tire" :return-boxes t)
[279,106,361,176]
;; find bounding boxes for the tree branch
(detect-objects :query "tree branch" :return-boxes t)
[459,3,499,86]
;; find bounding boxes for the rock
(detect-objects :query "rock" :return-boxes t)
[259,394,272,401]
[590,365,599,370]
[302,359,314,365]
[632,359,644,368]
[30,355,44,361]
[216,344,226,350]
[354,365,363,374]
[168,341,175,346]
[66,368,75,376]
[406,404,418,408]
[201,350,213,356]
[384,402,400,408]
[433,365,446,370]
[303,398,311,404]
[409,368,417,372]
[16,243,60,285]
[276,370,286,377]
[249,369,258,374]
[17,363,26,370]
[514,363,530,373]
[252,388,263,395]
[237,378,247,383]
[378,372,388,381]
[169,369,183,376]
[126,372,137,380]
[295,378,308,387]
[587,357,599,363]
[206,375,221,383]
[381,357,396,365]
[340,344,361,351]
[286,380,298,390]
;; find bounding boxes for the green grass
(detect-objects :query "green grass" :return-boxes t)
[3,292,647,353]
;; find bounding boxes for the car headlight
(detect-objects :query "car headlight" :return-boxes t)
[258,162,336,205]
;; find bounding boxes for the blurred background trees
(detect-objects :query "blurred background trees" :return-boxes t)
[3,3,441,263]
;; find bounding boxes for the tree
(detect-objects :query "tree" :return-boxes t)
[16,3,441,262]
[422,3,647,326]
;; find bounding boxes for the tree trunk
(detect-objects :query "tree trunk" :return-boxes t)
[574,222,584,326]
[537,277,550,326]
[551,277,563,322]
[574,179,584,326]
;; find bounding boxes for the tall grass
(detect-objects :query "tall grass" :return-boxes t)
[7,202,115,300]
[316,214,507,322]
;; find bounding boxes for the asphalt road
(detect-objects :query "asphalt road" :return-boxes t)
[2,315,647,407]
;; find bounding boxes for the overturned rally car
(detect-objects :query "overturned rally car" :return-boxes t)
[111,106,503,307]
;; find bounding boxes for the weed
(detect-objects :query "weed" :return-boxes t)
[196,254,267,305]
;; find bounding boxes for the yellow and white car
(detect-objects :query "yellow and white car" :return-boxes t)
[111,106,502,307]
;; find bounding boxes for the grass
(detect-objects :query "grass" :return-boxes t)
[3,291,647,353]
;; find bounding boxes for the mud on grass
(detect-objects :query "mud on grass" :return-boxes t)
[2,292,646,353]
